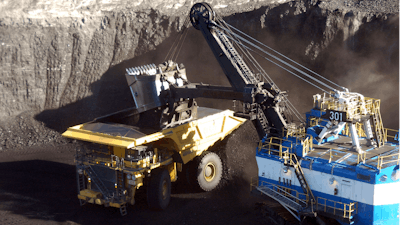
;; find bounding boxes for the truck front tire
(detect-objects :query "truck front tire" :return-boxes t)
[196,152,222,191]
[147,169,171,210]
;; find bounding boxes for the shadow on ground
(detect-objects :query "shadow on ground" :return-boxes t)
[0,158,270,225]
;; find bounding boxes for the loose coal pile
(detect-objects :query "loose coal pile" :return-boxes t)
[215,120,259,194]
[0,111,69,151]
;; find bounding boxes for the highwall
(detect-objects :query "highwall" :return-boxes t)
[0,0,398,149]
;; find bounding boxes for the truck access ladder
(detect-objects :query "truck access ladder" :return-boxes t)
[81,164,114,200]
[116,169,128,215]
[77,167,87,206]
[116,170,125,198]
[284,153,316,203]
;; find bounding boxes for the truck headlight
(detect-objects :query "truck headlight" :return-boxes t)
[126,174,132,180]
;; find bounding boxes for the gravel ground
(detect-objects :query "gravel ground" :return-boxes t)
[0,111,70,151]
[0,118,341,225]
[0,122,299,225]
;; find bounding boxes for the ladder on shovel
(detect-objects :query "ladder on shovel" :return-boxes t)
[284,153,316,204]
[371,101,385,147]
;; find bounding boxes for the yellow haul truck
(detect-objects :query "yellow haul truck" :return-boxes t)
[62,61,246,215]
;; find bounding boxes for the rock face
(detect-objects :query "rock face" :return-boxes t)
[0,0,398,150]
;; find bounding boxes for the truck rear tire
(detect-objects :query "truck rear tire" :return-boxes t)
[196,152,222,191]
[147,169,171,210]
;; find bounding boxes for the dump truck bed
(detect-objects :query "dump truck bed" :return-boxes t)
[62,107,246,163]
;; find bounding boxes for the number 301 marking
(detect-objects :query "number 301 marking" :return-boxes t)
[330,111,343,121]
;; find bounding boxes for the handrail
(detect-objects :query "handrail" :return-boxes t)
[377,152,400,170]
[316,197,357,219]
[268,185,306,208]
[343,122,366,138]
[259,137,292,158]
[251,177,358,219]
[259,133,313,158]
[250,176,259,192]
[302,135,313,156]
[316,92,379,116]
[385,128,399,142]
[308,117,325,127]
[285,126,307,139]
[256,179,310,204]
[357,152,367,164]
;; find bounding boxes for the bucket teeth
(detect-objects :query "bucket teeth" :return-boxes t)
[126,68,133,75]
[126,64,158,76]
[126,67,140,76]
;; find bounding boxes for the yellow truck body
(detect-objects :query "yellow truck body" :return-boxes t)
[62,107,245,212]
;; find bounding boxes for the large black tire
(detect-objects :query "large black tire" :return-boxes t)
[147,169,171,210]
[196,152,223,191]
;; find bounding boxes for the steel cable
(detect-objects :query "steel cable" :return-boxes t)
[173,21,190,62]
[215,18,304,122]
[216,17,274,85]
[225,23,346,91]
[165,16,190,61]
[215,24,334,93]
[231,39,330,93]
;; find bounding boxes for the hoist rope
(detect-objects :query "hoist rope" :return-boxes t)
[228,37,330,94]
[224,23,346,91]
[173,23,190,62]
[216,18,305,122]
[164,16,191,62]
[215,23,335,93]
[216,17,274,85]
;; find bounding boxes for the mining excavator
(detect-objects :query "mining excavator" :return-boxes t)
[62,3,399,222]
